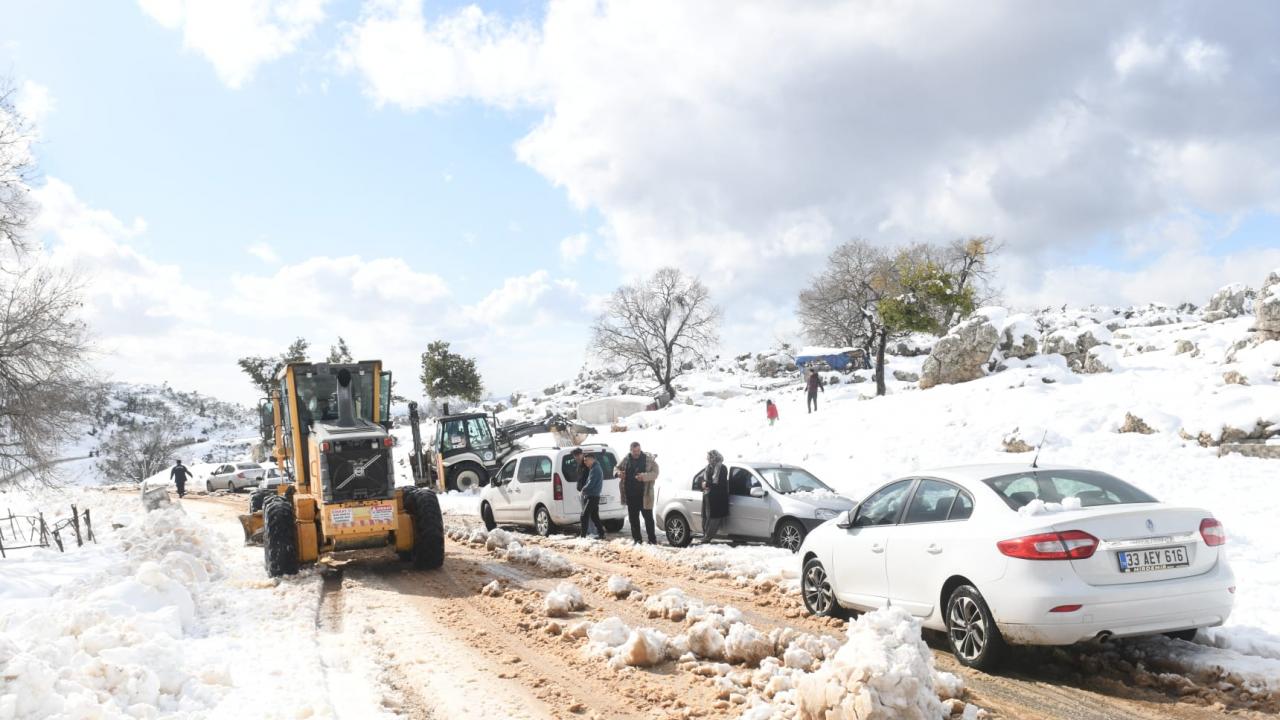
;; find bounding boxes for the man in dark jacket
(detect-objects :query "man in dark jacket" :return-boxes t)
[579,452,606,540]
[571,448,596,536]
[805,368,825,413]
[701,449,729,543]
[170,459,192,498]
[617,442,660,544]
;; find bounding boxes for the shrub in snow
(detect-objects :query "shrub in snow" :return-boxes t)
[724,622,774,666]
[920,314,1000,389]
[607,574,638,598]
[644,588,690,621]
[795,607,952,720]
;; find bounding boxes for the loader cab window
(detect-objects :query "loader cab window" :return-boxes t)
[295,370,375,423]
[438,416,496,454]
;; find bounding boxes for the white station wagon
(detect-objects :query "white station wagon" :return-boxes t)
[798,464,1235,670]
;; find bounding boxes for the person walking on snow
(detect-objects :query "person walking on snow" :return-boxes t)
[617,441,661,544]
[805,368,825,414]
[579,452,607,540]
[701,449,730,544]
[765,399,779,426]
[170,459,192,498]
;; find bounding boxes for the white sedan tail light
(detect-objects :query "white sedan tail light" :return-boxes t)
[998,530,1099,560]
[1199,518,1227,546]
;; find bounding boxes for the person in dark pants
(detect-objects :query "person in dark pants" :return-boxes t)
[571,448,596,537]
[579,452,606,540]
[805,368,825,413]
[701,449,729,543]
[170,459,192,498]
[616,441,661,544]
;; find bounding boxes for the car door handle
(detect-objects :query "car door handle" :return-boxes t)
[926,544,943,554]
[871,543,884,554]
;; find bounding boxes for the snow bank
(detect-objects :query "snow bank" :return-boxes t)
[795,608,952,720]
[644,588,691,621]
[686,620,727,661]
[725,622,774,666]
[614,628,671,668]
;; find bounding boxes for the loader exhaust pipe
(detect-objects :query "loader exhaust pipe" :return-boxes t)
[335,368,356,428]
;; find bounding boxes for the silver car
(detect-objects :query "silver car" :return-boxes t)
[205,462,266,492]
[654,461,855,551]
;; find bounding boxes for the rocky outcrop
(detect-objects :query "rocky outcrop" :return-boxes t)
[919,315,1000,389]
[1118,413,1156,435]
[1223,370,1249,386]
[1043,324,1113,372]
[998,313,1039,360]
[1173,339,1196,355]
[1256,269,1280,340]
[892,370,919,383]
[1202,283,1255,323]
[1082,345,1118,374]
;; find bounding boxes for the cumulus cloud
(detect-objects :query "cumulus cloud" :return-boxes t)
[15,80,54,129]
[138,0,330,88]
[340,0,1280,317]
[246,242,280,264]
[558,232,589,263]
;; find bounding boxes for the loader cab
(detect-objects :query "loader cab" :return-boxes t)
[434,413,498,465]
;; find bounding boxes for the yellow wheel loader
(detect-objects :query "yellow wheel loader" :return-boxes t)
[240,360,444,577]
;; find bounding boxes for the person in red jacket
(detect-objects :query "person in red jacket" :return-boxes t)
[765,399,779,426]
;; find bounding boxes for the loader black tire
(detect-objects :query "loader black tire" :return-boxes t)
[406,488,445,570]
[248,489,270,514]
[263,495,299,577]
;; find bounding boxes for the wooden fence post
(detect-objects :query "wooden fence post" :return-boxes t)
[71,504,82,548]
[83,508,95,543]
[38,512,48,548]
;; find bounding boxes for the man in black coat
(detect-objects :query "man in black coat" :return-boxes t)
[701,449,729,543]
[170,459,192,498]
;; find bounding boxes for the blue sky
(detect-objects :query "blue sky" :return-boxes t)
[2,1,1279,404]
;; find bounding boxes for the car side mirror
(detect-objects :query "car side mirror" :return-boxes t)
[749,486,766,499]
[836,509,855,529]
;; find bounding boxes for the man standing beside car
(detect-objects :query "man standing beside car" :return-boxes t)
[170,459,192,498]
[571,448,597,536]
[579,452,606,540]
[617,441,661,544]
[701,449,730,543]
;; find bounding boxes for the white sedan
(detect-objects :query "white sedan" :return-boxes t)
[798,464,1235,670]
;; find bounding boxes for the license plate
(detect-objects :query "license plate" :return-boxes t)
[599,496,613,505]
[1117,546,1189,573]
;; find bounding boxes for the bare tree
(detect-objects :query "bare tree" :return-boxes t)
[942,236,1002,323]
[591,268,721,399]
[0,269,93,486]
[0,79,36,253]
[96,419,183,484]
[797,240,973,396]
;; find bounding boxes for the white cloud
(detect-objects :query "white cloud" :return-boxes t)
[138,0,330,88]
[246,241,280,264]
[15,80,54,129]
[558,232,589,263]
[340,0,1280,319]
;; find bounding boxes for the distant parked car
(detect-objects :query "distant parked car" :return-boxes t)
[798,464,1235,671]
[479,445,627,536]
[655,462,854,551]
[205,462,265,493]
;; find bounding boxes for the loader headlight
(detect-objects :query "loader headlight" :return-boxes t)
[814,507,839,520]
[483,451,494,462]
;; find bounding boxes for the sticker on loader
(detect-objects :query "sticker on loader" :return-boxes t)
[370,504,394,522]
[331,508,354,526]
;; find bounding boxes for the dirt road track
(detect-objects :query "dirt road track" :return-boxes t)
[183,493,1274,720]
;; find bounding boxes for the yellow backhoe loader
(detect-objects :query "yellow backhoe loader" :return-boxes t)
[240,360,444,577]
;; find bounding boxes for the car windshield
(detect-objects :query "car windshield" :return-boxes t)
[984,469,1157,510]
[756,467,832,494]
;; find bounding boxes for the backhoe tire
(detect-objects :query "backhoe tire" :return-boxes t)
[263,495,299,577]
[447,463,486,493]
[249,489,270,514]
[407,489,445,570]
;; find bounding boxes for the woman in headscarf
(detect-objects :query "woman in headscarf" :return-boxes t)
[701,449,730,544]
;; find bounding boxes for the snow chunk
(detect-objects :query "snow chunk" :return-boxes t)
[614,628,670,668]
[480,580,503,597]
[544,582,586,617]
[724,622,773,666]
[485,528,514,550]
[607,574,638,599]
[586,617,631,648]
[795,607,948,719]
[644,587,690,621]
[685,619,727,661]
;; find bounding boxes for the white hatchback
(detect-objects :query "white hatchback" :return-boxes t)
[479,445,627,536]
[798,464,1235,670]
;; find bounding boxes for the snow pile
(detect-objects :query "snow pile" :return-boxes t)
[794,607,953,720]
[544,582,586,617]
[607,574,638,598]
[685,619,727,661]
[644,587,691,621]
[501,541,576,575]
[485,527,515,550]
[585,617,632,654]
[724,622,775,666]
[0,505,228,718]
[480,580,503,597]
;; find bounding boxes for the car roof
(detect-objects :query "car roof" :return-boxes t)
[910,463,1085,487]
[733,461,805,470]
[513,444,616,458]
